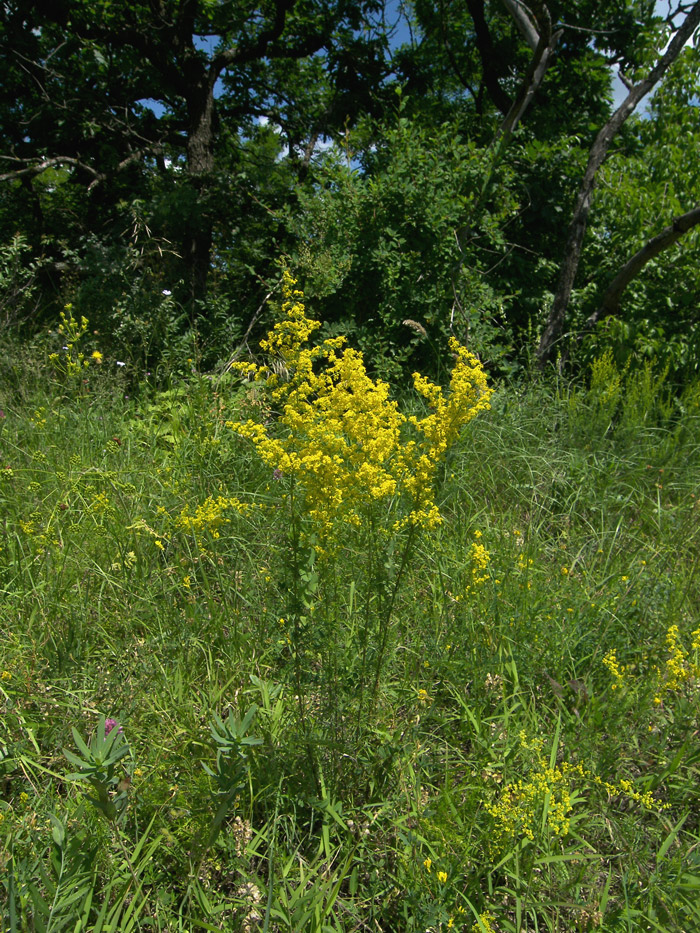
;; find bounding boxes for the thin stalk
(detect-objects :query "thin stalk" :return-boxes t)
[287,476,319,792]
[356,509,377,734]
[368,522,418,718]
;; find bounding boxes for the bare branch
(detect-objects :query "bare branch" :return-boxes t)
[0,156,101,184]
[501,0,540,51]
[0,146,160,190]
[585,205,700,329]
[494,2,561,144]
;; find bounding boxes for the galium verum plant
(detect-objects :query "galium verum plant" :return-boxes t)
[227,272,492,741]
[228,271,492,539]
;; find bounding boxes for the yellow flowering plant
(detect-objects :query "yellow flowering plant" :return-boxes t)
[48,306,103,395]
[485,728,667,857]
[227,271,492,542]
[227,271,492,732]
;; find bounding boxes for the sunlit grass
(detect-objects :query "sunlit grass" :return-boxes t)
[1,336,699,931]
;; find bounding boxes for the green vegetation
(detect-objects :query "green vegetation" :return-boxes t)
[3,2,700,380]
[1,296,699,931]
[3,3,700,929]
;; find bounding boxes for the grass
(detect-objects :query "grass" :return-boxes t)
[1,339,700,932]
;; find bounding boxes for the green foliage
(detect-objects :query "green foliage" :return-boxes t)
[64,717,131,824]
[0,234,43,331]
[579,48,700,382]
[290,115,519,381]
[2,2,699,384]
[203,705,262,847]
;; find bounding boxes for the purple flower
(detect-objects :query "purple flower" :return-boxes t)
[105,718,123,736]
[273,468,283,481]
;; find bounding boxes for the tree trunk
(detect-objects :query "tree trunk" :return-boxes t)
[583,205,700,331]
[536,0,700,367]
[184,82,217,306]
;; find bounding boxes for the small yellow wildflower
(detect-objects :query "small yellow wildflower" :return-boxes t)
[91,350,103,364]
[653,624,700,704]
[602,649,625,690]
[471,911,497,933]
[437,870,448,883]
[1,671,11,681]
[469,542,490,587]
[423,857,432,873]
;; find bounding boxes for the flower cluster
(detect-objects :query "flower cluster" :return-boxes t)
[468,540,491,588]
[471,912,496,933]
[602,648,626,690]
[486,759,576,845]
[49,306,101,379]
[177,494,257,552]
[227,272,492,541]
[486,733,666,853]
[653,624,700,705]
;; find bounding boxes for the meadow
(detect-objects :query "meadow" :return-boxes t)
[1,294,700,932]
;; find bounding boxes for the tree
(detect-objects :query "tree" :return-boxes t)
[586,205,700,330]
[537,0,700,365]
[0,0,390,309]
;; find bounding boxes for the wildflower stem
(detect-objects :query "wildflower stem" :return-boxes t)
[369,522,418,720]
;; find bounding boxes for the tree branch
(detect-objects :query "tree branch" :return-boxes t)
[500,0,540,51]
[584,205,700,329]
[213,0,297,74]
[536,0,700,366]
[465,0,513,116]
[0,156,101,184]
[496,2,562,144]
[0,147,161,190]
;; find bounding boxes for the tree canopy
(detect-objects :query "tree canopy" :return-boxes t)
[1,0,699,380]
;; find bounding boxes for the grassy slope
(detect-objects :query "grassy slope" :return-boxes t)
[1,349,699,932]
